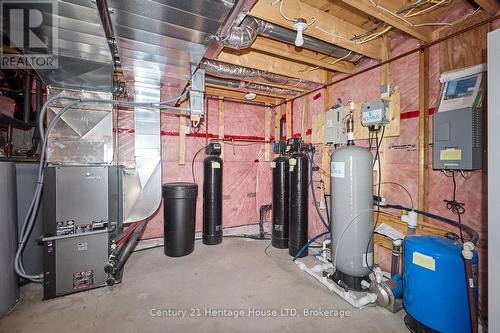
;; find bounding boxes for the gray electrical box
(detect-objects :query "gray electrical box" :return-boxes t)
[433,107,482,170]
[189,68,205,118]
[42,165,123,299]
[433,66,485,170]
[325,105,346,145]
[360,98,390,127]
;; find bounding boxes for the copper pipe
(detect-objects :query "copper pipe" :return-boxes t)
[463,242,478,333]
[465,258,479,333]
[6,123,13,157]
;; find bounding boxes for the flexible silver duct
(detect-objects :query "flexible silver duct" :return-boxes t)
[206,75,301,96]
[220,16,363,62]
[201,59,321,90]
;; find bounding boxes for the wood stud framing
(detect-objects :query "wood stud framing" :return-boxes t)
[218,98,225,160]
[418,48,430,222]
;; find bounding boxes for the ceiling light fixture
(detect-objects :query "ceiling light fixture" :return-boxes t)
[244,92,256,100]
[293,18,308,47]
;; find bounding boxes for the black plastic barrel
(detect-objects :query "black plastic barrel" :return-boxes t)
[203,155,223,245]
[162,182,198,257]
[272,156,289,249]
[289,152,309,258]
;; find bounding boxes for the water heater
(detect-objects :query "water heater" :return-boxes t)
[330,145,373,291]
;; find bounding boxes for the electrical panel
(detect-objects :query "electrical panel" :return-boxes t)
[189,68,205,120]
[433,65,484,170]
[325,105,346,145]
[360,99,390,127]
[42,165,123,299]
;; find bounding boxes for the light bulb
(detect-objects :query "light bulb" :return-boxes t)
[293,19,308,48]
[295,29,304,47]
[244,92,256,100]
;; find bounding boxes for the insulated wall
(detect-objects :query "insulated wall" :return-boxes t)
[289,32,488,312]
[116,99,272,239]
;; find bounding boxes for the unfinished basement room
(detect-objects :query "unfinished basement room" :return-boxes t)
[1,0,499,332]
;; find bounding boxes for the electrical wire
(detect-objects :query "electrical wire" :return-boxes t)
[404,0,450,18]
[331,209,374,270]
[274,0,316,26]
[369,0,466,28]
[308,149,330,231]
[444,170,466,242]
[364,126,385,273]
[299,51,353,73]
[374,181,414,210]
[191,145,209,183]
[323,185,330,226]
[278,0,297,22]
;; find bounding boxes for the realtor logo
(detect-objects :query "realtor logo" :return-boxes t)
[1,0,58,69]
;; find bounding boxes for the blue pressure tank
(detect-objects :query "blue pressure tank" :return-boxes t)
[403,235,478,333]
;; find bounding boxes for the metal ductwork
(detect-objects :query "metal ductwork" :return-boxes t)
[201,59,321,90]
[105,0,237,223]
[27,0,115,92]
[221,16,363,63]
[27,0,239,224]
[206,75,301,96]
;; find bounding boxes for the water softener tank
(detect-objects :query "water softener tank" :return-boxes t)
[272,155,289,249]
[330,145,373,290]
[288,151,308,257]
[203,143,223,245]
[162,183,198,257]
[403,235,478,333]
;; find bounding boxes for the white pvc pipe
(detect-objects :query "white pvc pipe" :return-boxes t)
[295,260,378,308]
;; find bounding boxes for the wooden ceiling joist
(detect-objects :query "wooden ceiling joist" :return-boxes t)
[206,82,295,99]
[249,0,383,60]
[205,86,281,105]
[251,37,356,74]
[217,48,329,84]
[474,0,500,15]
[340,0,433,42]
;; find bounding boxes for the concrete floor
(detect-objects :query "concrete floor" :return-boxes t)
[0,238,407,333]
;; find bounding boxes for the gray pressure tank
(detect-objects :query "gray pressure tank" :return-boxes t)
[0,162,19,315]
[330,145,373,291]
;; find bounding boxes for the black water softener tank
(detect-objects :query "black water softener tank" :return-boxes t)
[288,139,309,258]
[162,182,198,257]
[272,141,289,249]
[203,142,223,245]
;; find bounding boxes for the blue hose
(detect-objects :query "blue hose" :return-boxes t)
[309,151,330,231]
[293,231,330,261]
[385,203,479,244]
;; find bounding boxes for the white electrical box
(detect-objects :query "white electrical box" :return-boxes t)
[360,99,390,127]
[325,105,346,145]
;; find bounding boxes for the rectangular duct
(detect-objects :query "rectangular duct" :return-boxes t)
[46,87,113,165]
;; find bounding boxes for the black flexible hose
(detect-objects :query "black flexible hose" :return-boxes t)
[324,190,330,226]
[113,223,138,244]
[114,220,148,273]
[384,203,479,244]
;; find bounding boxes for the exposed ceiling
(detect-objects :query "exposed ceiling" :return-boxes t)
[207,0,497,103]
[2,0,498,105]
